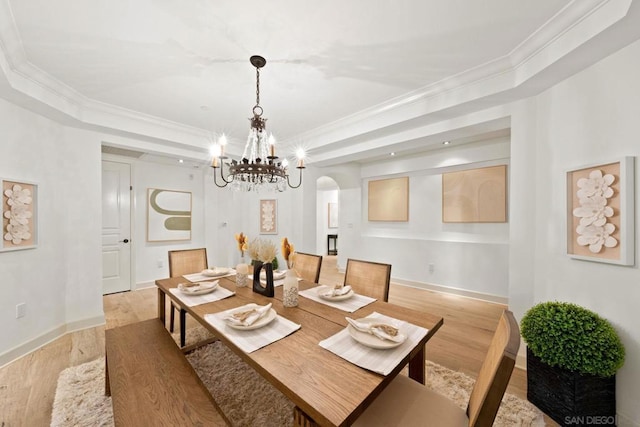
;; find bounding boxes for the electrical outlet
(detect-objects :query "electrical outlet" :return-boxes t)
[157,259,164,268]
[428,264,435,274]
[16,303,26,319]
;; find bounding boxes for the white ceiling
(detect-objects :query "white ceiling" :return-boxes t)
[1,0,639,166]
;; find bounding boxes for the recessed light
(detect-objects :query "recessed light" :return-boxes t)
[179,159,184,163]
[390,152,396,156]
[443,141,451,145]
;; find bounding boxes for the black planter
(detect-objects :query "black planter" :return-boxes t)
[527,347,616,426]
[252,261,274,297]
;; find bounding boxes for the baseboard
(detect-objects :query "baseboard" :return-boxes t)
[392,278,509,305]
[0,314,105,369]
[65,314,105,334]
[516,352,527,371]
[134,280,156,290]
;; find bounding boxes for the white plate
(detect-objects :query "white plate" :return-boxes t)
[202,268,231,277]
[225,306,277,331]
[317,286,354,301]
[178,281,218,296]
[347,318,407,349]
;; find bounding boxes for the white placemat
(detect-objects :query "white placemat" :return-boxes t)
[169,285,235,307]
[204,304,301,353]
[183,269,236,283]
[299,285,377,313]
[319,312,428,376]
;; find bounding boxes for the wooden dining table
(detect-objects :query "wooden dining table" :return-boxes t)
[155,274,443,427]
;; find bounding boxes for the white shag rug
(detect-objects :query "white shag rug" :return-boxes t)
[51,340,544,426]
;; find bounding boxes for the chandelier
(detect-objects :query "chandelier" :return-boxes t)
[210,55,305,192]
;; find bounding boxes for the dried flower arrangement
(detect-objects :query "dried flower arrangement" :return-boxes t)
[235,232,248,257]
[248,237,277,263]
[281,237,295,269]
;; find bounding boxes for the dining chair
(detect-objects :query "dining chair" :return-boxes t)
[168,248,208,347]
[293,252,323,283]
[353,310,520,427]
[343,258,391,302]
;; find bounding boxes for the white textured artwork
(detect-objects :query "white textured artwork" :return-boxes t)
[2,179,37,251]
[260,199,277,234]
[572,170,617,253]
[567,157,635,266]
[4,184,32,244]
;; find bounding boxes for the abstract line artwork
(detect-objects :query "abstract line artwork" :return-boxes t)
[147,188,192,242]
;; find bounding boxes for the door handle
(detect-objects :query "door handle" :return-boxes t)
[119,238,129,243]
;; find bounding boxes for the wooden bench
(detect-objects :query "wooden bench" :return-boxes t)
[105,318,228,426]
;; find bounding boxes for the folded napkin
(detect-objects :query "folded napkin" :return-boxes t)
[178,280,218,293]
[223,303,272,327]
[322,285,352,297]
[319,312,428,376]
[202,267,230,276]
[346,317,405,343]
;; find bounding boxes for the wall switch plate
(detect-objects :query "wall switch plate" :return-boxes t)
[16,303,26,318]
[428,264,435,274]
[157,259,164,268]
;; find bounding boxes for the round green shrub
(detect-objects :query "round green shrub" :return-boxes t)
[521,301,624,377]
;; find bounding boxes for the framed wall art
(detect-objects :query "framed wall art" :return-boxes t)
[442,165,507,223]
[147,188,192,242]
[260,199,278,234]
[368,177,409,221]
[566,157,635,265]
[1,179,38,252]
[328,202,338,228]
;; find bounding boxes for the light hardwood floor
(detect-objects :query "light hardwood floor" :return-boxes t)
[0,256,554,426]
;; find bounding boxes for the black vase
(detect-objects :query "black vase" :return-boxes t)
[252,261,274,297]
[527,347,616,426]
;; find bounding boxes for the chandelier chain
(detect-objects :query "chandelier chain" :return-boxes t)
[255,67,261,110]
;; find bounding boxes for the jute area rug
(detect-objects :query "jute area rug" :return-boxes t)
[51,340,544,427]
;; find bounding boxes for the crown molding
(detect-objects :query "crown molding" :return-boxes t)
[280,0,630,151]
[0,0,213,151]
[0,0,636,162]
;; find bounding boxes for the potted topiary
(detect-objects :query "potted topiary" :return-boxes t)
[521,302,625,425]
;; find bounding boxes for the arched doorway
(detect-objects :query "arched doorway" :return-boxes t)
[315,176,339,258]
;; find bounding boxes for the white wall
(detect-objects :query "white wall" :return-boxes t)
[201,167,305,270]
[132,160,206,285]
[104,157,307,285]
[0,98,103,365]
[356,139,511,299]
[510,40,640,426]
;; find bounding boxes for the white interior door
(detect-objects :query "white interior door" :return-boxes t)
[102,160,132,294]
